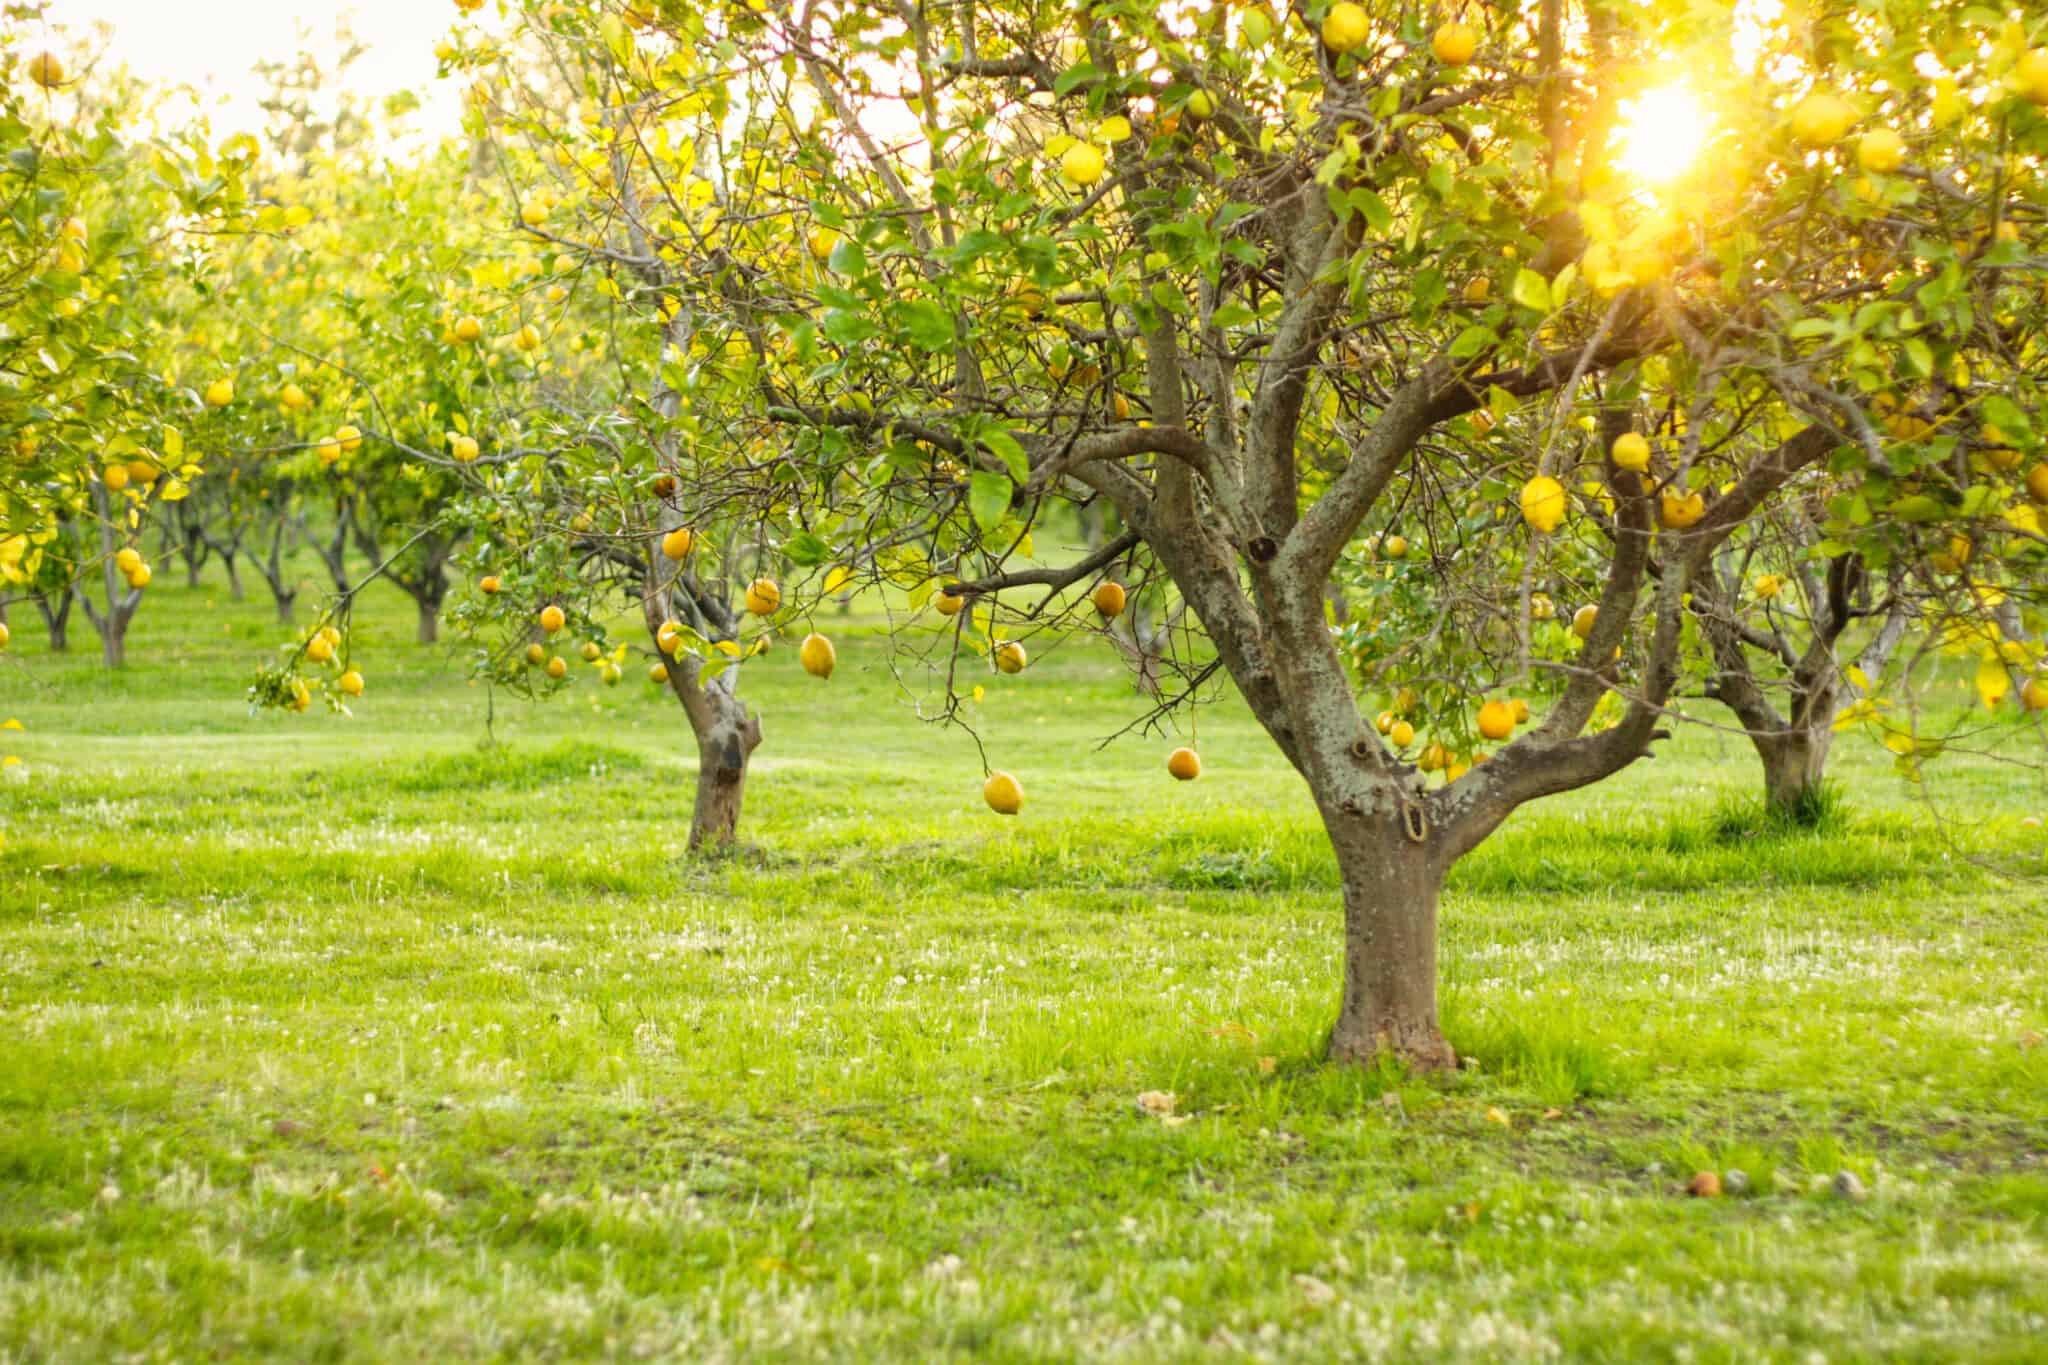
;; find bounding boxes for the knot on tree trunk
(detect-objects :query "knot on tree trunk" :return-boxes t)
[1246,535,1277,563]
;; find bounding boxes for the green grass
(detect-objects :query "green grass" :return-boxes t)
[3,561,2047,1361]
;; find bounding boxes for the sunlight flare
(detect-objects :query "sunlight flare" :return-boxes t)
[1616,84,1712,185]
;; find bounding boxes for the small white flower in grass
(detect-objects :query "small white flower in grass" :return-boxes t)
[1294,1274,1337,1306]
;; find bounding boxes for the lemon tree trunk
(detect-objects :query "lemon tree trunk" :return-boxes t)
[1758,727,1833,818]
[36,589,72,653]
[684,682,761,852]
[1323,805,1457,1071]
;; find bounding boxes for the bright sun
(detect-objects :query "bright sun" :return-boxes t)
[1616,85,1712,185]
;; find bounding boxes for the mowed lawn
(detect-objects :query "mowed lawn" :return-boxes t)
[3,562,2047,1362]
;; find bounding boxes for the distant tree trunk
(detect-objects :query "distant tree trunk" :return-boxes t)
[357,523,454,648]
[1695,556,1911,820]
[80,486,142,668]
[200,525,247,602]
[1758,728,1832,813]
[179,517,210,588]
[35,588,73,652]
[303,503,354,597]
[256,516,299,624]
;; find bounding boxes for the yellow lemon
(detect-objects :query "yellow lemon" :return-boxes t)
[1857,127,1905,173]
[1060,141,1106,188]
[1322,2,1369,54]
[1520,476,1566,534]
[1790,92,1856,146]
[983,770,1023,815]
[1431,22,1478,66]
[800,633,836,678]
[1659,487,1706,529]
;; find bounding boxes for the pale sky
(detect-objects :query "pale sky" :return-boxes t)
[43,0,466,144]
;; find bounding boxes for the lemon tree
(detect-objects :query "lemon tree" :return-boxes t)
[630,2,2048,1068]
[0,31,255,667]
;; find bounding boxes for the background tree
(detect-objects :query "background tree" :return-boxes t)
[0,22,252,667]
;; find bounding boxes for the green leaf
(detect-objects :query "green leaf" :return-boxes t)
[1447,325,1496,360]
[784,531,834,567]
[1889,493,1948,522]
[820,309,880,346]
[981,429,1030,484]
[968,471,1012,534]
[1509,268,1550,313]
[1902,337,1934,379]
[827,238,867,276]
[1053,63,1101,96]
[899,300,954,353]
[1351,190,1393,234]
[1981,394,2034,441]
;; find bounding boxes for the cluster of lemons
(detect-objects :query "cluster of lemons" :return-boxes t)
[1518,430,1708,540]
[284,624,364,712]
